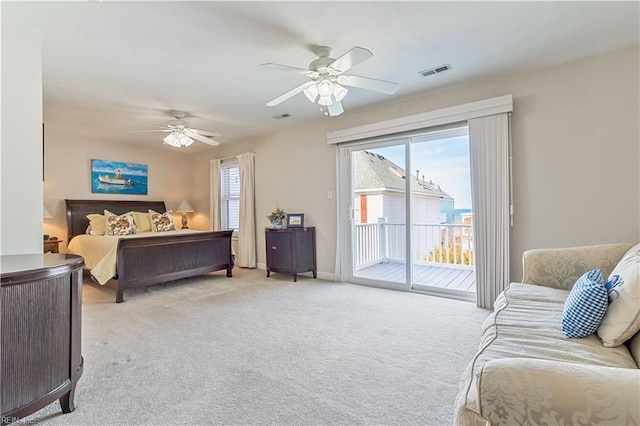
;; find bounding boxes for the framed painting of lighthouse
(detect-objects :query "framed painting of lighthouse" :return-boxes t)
[91,159,148,195]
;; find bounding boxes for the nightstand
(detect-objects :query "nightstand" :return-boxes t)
[265,227,317,282]
[43,239,63,253]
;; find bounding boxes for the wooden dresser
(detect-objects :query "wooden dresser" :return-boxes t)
[1,254,84,424]
[265,227,317,282]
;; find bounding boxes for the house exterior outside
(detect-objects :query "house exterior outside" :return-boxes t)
[351,150,473,271]
[352,150,454,225]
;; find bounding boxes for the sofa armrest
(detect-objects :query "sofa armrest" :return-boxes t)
[521,243,633,290]
[478,358,640,426]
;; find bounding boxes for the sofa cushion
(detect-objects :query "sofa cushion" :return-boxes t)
[477,358,640,426]
[598,243,640,347]
[629,331,640,367]
[561,269,608,338]
[456,283,637,420]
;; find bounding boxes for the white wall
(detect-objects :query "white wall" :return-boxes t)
[190,45,639,281]
[383,194,406,225]
[411,195,441,225]
[361,194,384,224]
[1,22,43,255]
[43,119,192,251]
[189,125,338,276]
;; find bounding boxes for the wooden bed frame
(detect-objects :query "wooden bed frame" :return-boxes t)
[65,199,233,303]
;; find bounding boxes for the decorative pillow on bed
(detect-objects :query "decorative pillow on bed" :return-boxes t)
[86,213,106,236]
[104,210,137,236]
[133,212,152,233]
[561,269,608,338]
[597,243,640,347]
[149,209,175,232]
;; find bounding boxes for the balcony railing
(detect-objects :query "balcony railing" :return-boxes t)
[355,219,474,271]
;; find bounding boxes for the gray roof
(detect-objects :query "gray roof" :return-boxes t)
[353,151,453,200]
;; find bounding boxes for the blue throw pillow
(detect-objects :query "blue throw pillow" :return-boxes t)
[562,269,608,338]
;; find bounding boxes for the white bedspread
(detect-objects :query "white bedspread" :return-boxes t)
[67,229,199,285]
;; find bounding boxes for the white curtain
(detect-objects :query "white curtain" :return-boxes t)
[209,159,222,231]
[236,152,256,268]
[469,113,511,309]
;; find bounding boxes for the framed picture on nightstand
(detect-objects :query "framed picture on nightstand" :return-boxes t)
[286,213,304,228]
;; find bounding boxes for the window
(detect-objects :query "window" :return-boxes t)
[221,161,240,232]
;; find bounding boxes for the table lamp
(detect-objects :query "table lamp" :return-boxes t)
[176,200,194,229]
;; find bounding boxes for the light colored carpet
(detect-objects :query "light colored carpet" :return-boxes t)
[22,268,488,425]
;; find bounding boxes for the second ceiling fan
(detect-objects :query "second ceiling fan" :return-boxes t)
[261,46,399,117]
[127,112,221,148]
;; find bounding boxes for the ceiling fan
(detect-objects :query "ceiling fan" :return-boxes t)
[127,112,221,148]
[261,46,399,117]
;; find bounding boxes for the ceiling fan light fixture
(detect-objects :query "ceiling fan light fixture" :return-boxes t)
[317,95,333,106]
[333,83,348,102]
[317,79,333,97]
[164,131,194,148]
[178,133,194,147]
[163,132,179,147]
[303,84,319,103]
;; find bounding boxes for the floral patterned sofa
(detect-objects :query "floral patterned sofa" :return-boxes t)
[454,243,640,426]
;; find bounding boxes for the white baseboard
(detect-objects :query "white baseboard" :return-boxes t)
[256,263,334,281]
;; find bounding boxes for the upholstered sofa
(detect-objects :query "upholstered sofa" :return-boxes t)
[454,243,640,426]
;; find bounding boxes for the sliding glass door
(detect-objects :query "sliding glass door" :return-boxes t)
[338,125,475,299]
[349,142,408,288]
[409,129,475,295]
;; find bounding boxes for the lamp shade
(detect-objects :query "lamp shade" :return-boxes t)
[43,205,53,219]
[176,200,194,213]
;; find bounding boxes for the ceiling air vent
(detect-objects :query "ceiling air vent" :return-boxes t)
[419,63,452,78]
[273,113,291,119]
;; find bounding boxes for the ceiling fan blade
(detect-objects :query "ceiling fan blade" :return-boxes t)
[191,129,222,138]
[327,101,344,117]
[328,46,373,75]
[260,63,318,79]
[184,129,220,146]
[125,129,171,133]
[266,81,316,107]
[337,74,399,94]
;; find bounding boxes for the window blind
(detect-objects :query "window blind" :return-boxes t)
[221,162,240,231]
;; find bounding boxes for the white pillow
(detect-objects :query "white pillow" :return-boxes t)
[597,243,640,347]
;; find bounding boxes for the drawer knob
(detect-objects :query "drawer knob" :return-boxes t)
[271,246,277,250]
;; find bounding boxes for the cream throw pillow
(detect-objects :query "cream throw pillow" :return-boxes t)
[86,213,106,236]
[597,243,640,347]
[133,212,152,233]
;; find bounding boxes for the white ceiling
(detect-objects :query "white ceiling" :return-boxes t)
[3,1,639,153]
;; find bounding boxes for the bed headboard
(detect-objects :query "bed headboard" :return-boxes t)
[65,199,167,239]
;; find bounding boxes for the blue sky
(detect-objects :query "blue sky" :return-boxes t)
[369,135,471,209]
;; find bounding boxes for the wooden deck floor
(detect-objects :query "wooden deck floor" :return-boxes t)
[355,262,476,293]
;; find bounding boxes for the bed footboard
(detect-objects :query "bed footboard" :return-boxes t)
[115,230,233,303]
